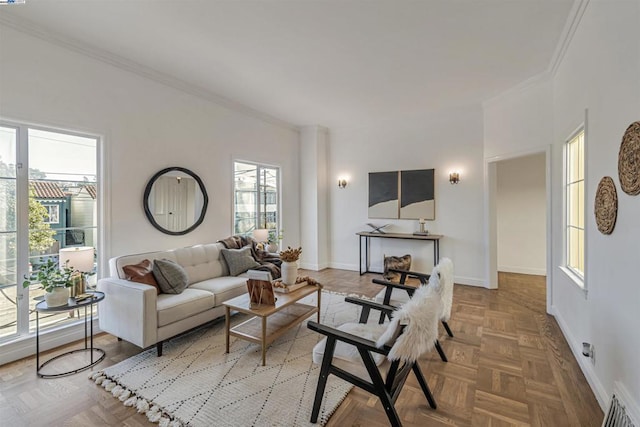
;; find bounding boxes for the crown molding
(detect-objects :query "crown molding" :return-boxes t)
[481,71,551,109]
[0,13,300,132]
[548,0,590,76]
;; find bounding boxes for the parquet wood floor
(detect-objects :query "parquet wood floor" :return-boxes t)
[0,271,603,426]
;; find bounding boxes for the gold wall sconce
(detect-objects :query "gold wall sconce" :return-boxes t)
[449,171,460,184]
[338,178,348,189]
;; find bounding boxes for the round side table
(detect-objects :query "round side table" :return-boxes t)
[35,290,106,378]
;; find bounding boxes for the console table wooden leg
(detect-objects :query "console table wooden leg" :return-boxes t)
[225,306,230,354]
[261,316,267,366]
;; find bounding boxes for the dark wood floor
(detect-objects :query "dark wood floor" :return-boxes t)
[0,270,603,426]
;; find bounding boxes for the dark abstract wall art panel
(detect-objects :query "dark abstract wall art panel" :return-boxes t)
[368,171,399,218]
[400,169,435,219]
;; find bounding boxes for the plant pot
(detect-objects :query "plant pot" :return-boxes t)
[281,261,298,286]
[45,287,69,307]
[266,243,279,253]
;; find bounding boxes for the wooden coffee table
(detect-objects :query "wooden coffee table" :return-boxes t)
[223,284,321,366]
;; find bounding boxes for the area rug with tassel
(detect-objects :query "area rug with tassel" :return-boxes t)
[90,291,365,427]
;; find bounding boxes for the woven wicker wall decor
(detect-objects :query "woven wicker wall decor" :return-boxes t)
[618,121,640,195]
[594,176,618,235]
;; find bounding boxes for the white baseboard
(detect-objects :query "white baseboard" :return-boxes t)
[328,262,359,271]
[454,276,487,287]
[0,320,101,367]
[550,306,608,411]
[498,265,546,276]
[298,261,330,271]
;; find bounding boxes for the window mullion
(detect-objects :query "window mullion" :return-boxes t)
[15,125,30,336]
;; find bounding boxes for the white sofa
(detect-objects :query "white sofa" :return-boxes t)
[97,242,248,356]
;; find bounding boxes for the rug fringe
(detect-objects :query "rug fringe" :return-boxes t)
[136,398,149,413]
[119,389,132,402]
[90,373,182,425]
[147,405,162,423]
[111,385,124,398]
[123,395,137,407]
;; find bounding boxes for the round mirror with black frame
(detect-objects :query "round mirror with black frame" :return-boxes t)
[143,167,209,235]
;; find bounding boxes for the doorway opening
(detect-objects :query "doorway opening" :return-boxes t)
[486,148,551,313]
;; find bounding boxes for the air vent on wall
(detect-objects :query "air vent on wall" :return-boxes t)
[603,382,639,427]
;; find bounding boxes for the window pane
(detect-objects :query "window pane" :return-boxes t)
[577,228,584,275]
[566,129,585,281]
[28,129,98,332]
[0,127,17,179]
[568,139,576,183]
[0,233,17,339]
[568,182,579,227]
[577,132,584,180]
[0,127,17,339]
[233,162,279,238]
[577,180,584,229]
[568,227,579,270]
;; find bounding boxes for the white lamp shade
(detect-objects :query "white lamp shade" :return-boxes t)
[253,228,269,243]
[59,246,94,273]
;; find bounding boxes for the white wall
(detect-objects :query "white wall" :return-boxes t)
[496,153,546,275]
[0,26,301,273]
[484,0,640,410]
[328,105,486,286]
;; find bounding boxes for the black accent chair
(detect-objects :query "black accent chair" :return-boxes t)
[307,296,438,427]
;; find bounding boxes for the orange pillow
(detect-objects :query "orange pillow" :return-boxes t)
[122,259,160,294]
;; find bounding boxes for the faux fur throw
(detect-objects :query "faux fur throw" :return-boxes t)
[376,284,441,362]
[382,254,411,281]
[428,258,454,321]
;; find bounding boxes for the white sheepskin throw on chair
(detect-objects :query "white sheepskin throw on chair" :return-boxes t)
[429,258,454,322]
[376,284,441,362]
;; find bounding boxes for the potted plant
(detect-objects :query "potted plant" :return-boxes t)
[266,230,280,253]
[23,258,76,307]
[279,246,302,285]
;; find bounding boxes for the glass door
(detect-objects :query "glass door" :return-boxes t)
[0,126,18,339]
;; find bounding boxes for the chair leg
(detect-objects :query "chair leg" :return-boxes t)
[442,321,454,337]
[360,350,403,427]
[311,337,337,423]
[156,341,163,357]
[378,388,403,427]
[412,363,437,409]
[434,339,447,362]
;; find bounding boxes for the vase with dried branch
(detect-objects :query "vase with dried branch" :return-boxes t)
[279,246,302,285]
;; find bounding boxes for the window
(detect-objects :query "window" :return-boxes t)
[0,123,100,342]
[233,161,280,238]
[42,205,59,224]
[565,129,585,281]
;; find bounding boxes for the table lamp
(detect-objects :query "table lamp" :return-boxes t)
[59,246,95,296]
[253,228,269,245]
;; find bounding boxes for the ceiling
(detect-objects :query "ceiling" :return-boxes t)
[1,0,575,129]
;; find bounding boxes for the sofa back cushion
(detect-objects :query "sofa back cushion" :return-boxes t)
[173,243,229,284]
[110,243,229,285]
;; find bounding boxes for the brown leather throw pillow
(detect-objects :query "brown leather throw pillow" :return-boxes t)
[122,259,161,294]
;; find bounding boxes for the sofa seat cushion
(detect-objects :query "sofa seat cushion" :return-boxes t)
[157,288,215,327]
[189,276,248,306]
